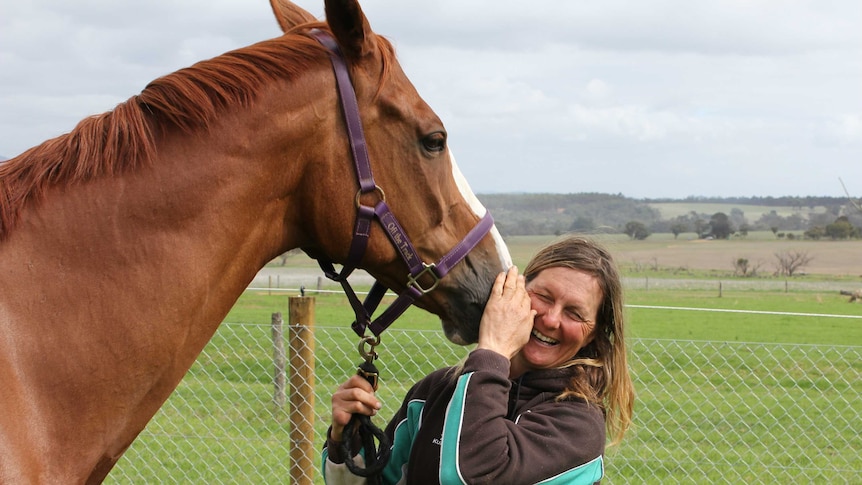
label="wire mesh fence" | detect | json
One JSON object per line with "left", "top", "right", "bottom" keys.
{"left": 107, "top": 320, "right": 862, "bottom": 484}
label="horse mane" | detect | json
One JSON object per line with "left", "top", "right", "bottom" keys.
{"left": 0, "top": 22, "right": 396, "bottom": 241}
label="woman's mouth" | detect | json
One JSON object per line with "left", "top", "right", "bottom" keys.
{"left": 531, "top": 329, "right": 558, "bottom": 345}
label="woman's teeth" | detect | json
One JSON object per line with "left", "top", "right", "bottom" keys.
{"left": 531, "top": 329, "right": 558, "bottom": 345}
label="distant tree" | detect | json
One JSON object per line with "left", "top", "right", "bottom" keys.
{"left": 693, "top": 218, "right": 709, "bottom": 238}
{"left": 670, "top": 223, "right": 687, "bottom": 239}
{"left": 755, "top": 212, "right": 806, "bottom": 231}
{"left": 804, "top": 227, "right": 825, "bottom": 240}
{"left": 732, "top": 257, "right": 764, "bottom": 277}
{"left": 807, "top": 212, "right": 835, "bottom": 229}
{"left": 569, "top": 216, "right": 595, "bottom": 232}
{"left": 709, "top": 212, "right": 733, "bottom": 239}
{"left": 732, "top": 258, "right": 750, "bottom": 277}
{"left": 774, "top": 250, "right": 813, "bottom": 277}
{"left": 770, "top": 226, "right": 778, "bottom": 237}
{"left": 825, "top": 216, "right": 856, "bottom": 240}
{"left": 624, "top": 221, "right": 650, "bottom": 240}
{"left": 729, "top": 208, "right": 747, "bottom": 229}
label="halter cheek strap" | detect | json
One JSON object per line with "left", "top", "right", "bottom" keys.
{"left": 310, "top": 30, "right": 494, "bottom": 338}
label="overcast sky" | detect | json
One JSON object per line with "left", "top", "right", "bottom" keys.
{"left": 1, "top": 0, "right": 859, "bottom": 199}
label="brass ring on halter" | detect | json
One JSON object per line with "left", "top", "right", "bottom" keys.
{"left": 358, "top": 335, "right": 382, "bottom": 362}
{"left": 355, "top": 185, "right": 386, "bottom": 209}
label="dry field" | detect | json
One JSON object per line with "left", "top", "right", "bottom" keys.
{"left": 606, "top": 238, "right": 861, "bottom": 277}
{"left": 505, "top": 234, "right": 862, "bottom": 278}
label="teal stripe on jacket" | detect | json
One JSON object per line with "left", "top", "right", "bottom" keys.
{"left": 439, "top": 373, "right": 471, "bottom": 485}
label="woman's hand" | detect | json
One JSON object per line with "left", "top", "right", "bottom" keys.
{"left": 330, "top": 375, "right": 382, "bottom": 442}
{"left": 476, "top": 266, "right": 537, "bottom": 360}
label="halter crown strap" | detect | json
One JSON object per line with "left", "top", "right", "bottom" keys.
{"left": 312, "top": 31, "right": 376, "bottom": 194}
{"left": 311, "top": 30, "right": 494, "bottom": 337}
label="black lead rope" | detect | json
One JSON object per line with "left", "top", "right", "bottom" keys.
{"left": 340, "top": 339, "right": 391, "bottom": 484}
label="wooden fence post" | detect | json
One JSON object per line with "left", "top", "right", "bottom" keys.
{"left": 288, "top": 296, "right": 316, "bottom": 485}
{"left": 272, "top": 312, "right": 286, "bottom": 407}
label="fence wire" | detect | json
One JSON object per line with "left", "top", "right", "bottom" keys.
{"left": 107, "top": 323, "right": 861, "bottom": 484}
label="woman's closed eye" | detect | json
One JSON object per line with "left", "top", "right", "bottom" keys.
{"left": 565, "top": 309, "right": 590, "bottom": 324}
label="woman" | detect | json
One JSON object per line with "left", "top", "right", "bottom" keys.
{"left": 323, "top": 235, "right": 635, "bottom": 484}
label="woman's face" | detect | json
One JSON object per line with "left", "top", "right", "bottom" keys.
{"left": 518, "top": 266, "right": 602, "bottom": 371}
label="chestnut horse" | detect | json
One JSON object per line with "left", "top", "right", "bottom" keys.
{"left": 0, "top": 0, "right": 511, "bottom": 482}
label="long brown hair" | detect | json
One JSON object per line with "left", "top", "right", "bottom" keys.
{"left": 523, "top": 235, "right": 634, "bottom": 446}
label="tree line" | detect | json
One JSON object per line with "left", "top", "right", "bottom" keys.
{"left": 478, "top": 193, "right": 862, "bottom": 240}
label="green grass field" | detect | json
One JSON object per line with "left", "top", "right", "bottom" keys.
{"left": 110, "top": 287, "right": 861, "bottom": 483}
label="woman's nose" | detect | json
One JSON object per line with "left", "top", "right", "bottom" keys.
{"left": 539, "top": 304, "right": 562, "bottom": 329}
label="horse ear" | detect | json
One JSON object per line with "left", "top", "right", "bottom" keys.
{"left": 270, "top": 0, "right": 317, "bottom": 33}
{"left": 324, "top": 0, "right": 375, "bottom": 59}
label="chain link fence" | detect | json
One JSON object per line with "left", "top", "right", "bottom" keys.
{"left": 107, "top": 319, "right": 861, "bottom": 484}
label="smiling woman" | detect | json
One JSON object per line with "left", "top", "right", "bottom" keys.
{"left": 323, "top": 235, "right": 634, "bottom": 484}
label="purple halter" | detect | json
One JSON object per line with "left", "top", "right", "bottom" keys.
{"left": 311, "top": 31, "right": 494, "bottom": 338}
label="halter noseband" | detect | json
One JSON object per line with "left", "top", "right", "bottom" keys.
{"left": 310, "top": 30, "right": 494, "bottom": 338}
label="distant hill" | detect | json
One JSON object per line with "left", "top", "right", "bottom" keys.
{"left": 478, "top": 193, "right": 860, "bottom": 237}
{"left": 645, "top": 195, "right": 850, "bottom": 210}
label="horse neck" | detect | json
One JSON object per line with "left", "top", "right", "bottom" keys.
{"left": 5, "top": 80, "right": 332, "bottom": 348}
{"left": 0, "top": 63, "right": 348, "bottom": 476}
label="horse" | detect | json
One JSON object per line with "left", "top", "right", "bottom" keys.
{"left": 0, "top": 0, "right": 511, "bottom": 482}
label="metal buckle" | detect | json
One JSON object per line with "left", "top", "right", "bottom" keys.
{"left": 357, "top": 365, "right": 379, "bottom": 391}
{"left": 406, "top": 263, "right": 440, "bottom": 294}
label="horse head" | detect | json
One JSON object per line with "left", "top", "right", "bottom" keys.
{"left": 270, "top": 0, "right": 512, "bottom": 344}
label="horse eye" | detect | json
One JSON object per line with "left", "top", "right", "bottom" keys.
{"left": 422, "top": 132, "right": 446, "bottom": 153}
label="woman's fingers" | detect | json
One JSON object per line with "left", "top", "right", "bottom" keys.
{"left": 330, "top": 375, "right": 382, "bottom": 441}
{"left": 491, "top": 267, "right": 508, "bottom": 296}
{"left": 492, "top": 265, "right": 520, "bottom": 298}
{"left": 478, "top": 266, "right": 535, "bottom": 359}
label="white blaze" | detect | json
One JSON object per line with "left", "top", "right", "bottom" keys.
{"left": 449, "top": 151, "right": 513, "bottom": 269}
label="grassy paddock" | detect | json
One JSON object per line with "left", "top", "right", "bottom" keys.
{"left": 112, "top": 288, "right": 861, "bottom": 483}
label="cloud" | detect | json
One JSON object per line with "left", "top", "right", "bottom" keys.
{"left": 1, "top": 0, "right": 860, "bottom": 198}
